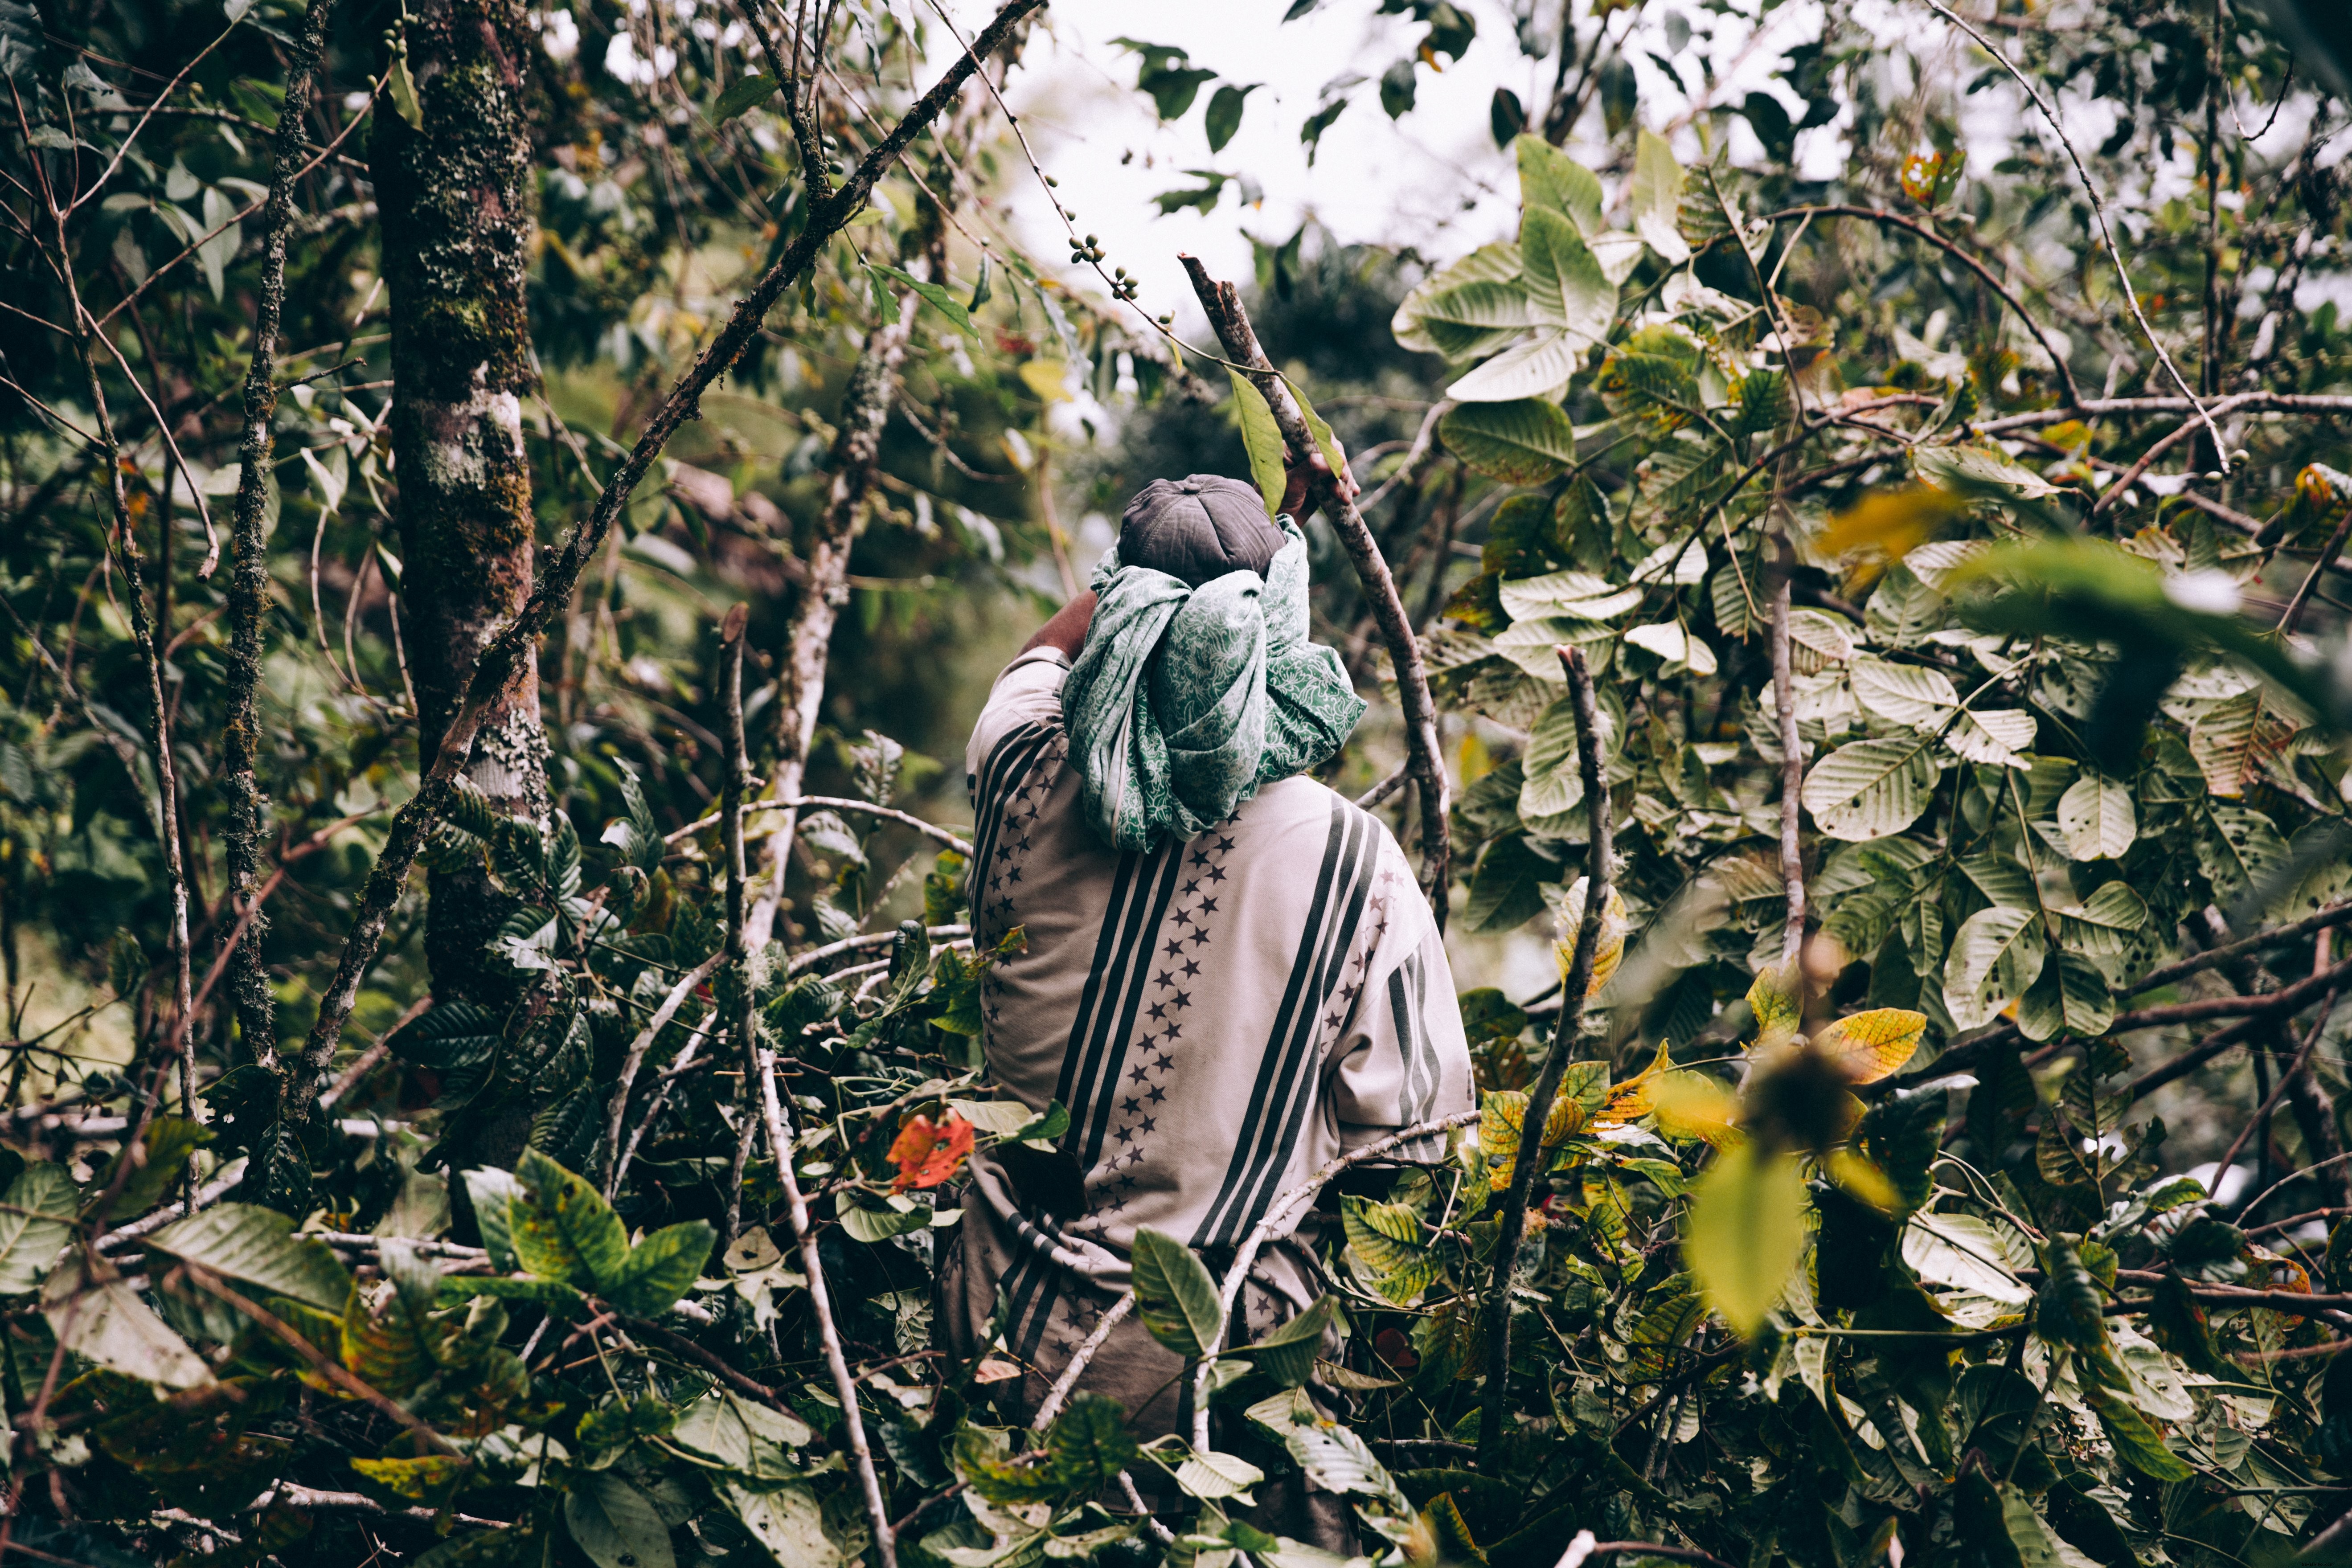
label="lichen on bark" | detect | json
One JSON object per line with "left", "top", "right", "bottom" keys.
{"left": 372, "top": 0, "right": 550, "bottom": 1031}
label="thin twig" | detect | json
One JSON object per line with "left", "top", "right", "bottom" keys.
{"left": 1925, "top": 0, "right": 2228, "bottom": 470}
{"left": 1478, "top": 645, "right": 1611, "bottom": 1460}
{"left": 665, "top": 794, "right": 972, "bottom": 857}
{"left": 602, "top": 948, "right": 728, "bottom": 1198}
{"left": 1030, "top": 1291, "right": 1133, "bottom": 1431}
{"left": 757, "top": 1047, "right": 897, "bottom": 1568}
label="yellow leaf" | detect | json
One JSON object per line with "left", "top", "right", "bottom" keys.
{"left": 1017, "top": 359, "right": 1071, "bottom": 403}
{"left": 1598, "top": 1040, "right": 1675, "bottom": 1124}
{"left": 1746, "top": 960, "right": 1802, "bottom": 1052}
{"left": 1685, "top": 1142, "right": 1807, "bottom": 1337}
{"left": 1647, "top": 1070, "right": 1742, "bottom": 1148}
{"left": 1816, "top": 483, "right": 1966, "bottom": 562}
{"left": 1480, "top": 1089, "right": 1584, "bottom": 1190}
{"left": 1553, "top": 877, "right": 1629, "bottom": 998}
{"left": 1811, "top": 1008, "right": 1926, "bottom": 1085}
{"left": 1824, "top": 1149, "right": 1899, "bottom": 1213}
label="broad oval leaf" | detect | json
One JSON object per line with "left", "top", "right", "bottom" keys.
{"left": 1130, "top": 1226, "right": 1224, "bottom": 1357}
{"left": 42, "top": 1254, "right": 213, "bottom": 1388}
{"left": 1517, "top": 207, "right": 1615, "bottom": 343}
{"left": 1850, "top": 658, "right": 1956, "bottom": 728}
{"left": 1943, "top": 906, "right": 2048, "bottom": 1032}
{"left": 1176, "top": 1448, "right": 1264, "bottom": 1501}
{"left": 603, "top": 1220, "right": 716, "bottom": 1317}
{"left": 1631, "top": 128, "right": 1689, "bottom": 262}
{"left": 1498, "top": 570, "right": 1641, "bottom": 622}
{"left": 1446, "top": 328, "right": 1583, "bottom": 402}
{"left": 1801, "top": 737, "right": 1942, "bottom": 841}
{"left": 567, "top": 1470, "right": 678, "bottom": 1568}
{"left": 1684, "top": 1142, "right": 1806, "bottom": 1336}
{"left": 1811, "top": 1008, "right": 1926, "bottom": 1085}
{"left": 1944, "top": 707, "right": 2037, "bottom": 768}
{"left": 512, "top": 1150, "right": 629, "bottom": 1291}
{"left": 1514, "top": 133, "right": 1603, "bottom": 234}
{"left": 1437, "top": 397, "right": 1578, "bottom": 483}
{"left": 0, "top": 1164, "right": 76, "bottom": 1295}
{"left": 2057, "top": 772, "right": 2137, "bottom": 860}
{"left": 709, "top": 72, "right": 781, "bottom": 123}
{"left": 1552, "top": 876, "right": 1630, "bottom": 996}
{"left": 146, "top": 1203, "right": 355, "bottom": 1311}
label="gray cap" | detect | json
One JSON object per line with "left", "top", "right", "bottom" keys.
{"left": 1117, "top": 475, "right": 1284, "bottom": 588}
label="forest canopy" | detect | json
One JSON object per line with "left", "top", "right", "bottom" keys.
{"left": 5, "top": 0, "right": 2352, "bottom": 1565}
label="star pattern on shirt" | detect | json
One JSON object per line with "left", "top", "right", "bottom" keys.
{"left": 1080, "top": 818, "right": 1245, "bottom": 1222}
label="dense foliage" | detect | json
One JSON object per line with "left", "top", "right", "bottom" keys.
{"left": 8, "top": 0, "right": 2352, "bottom": 1566}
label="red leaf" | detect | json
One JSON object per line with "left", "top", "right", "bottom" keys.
{"left": 888, "top": 1114, "right": 975, "bottom": 1191}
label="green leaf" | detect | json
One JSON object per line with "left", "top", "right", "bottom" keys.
{"left": 1631, "top": 128, "right": 1689, "bottom": 262}
{"left": 1800, "top": 736, "right": 1942, "bottom": 841}
{"left": 145, "top": 1202, "right": 355, "bottom": 1311}
{"left": 461, "top": 1168, "right": 522, "bottom": 1272}
{"left": 1228, "top": 370, "right": 1288, "bottom": 519}
{"left": 2033, "top": 1238, "right": 2108, "bottom": 1353}
{"left": 872, "top": 262, "right": 979, "bottom": 341}
{"left": 1176, "top": 1448, "right": 1264, "bottom": 1502}
{"left": 839, "top": 1204, "right": 930, "bottom": 1244}
{"left": 674, "top": 1391, "right": 815, "bottom": 1474}
{"left": 603, "top": 1221, "right": 714, "bottom": 1317}
{"left": 1446, "top": 328, "right": 1582, "bottom": 402}
{"left": 1943, "top": 906, "right": 2048, "bottom": 1032}
{"left": 2057, "top": 882, "right": 2147, "bottom": 957}
{"left": 1130, "top": 1226, "right": 1225, "bottom": 1357}
{"left": 1205, "top": 83, "right": 1255, "bottom": 151}
{"left": 1293, "top": 386, "right": 1348, "bottom": 487}
{"left": 725, "top": 1481, "right": 840, "bottom": 1567}
{"left": 1044, "top": 1392, "right": 1139, "bottom": 1491}
{"left": 41, "top": 1253, "right": 213, "bottom": 1388}
{"left": 1684, "top": 1142, "right": 1805, "bottom": 1336}
{"left": 0, "top": 1164, "right": 76, "bottom": 1294}
{"left": 512, "top": 1150, "right": 628, "bottom": 1291}
{"left": 2016, "top": 950, "right": 2114, "bottom": 1042}
{"left": 1513, "top": 134, "right": 1602, "bottom": 233}
{"left": 343, "top": 1239, "right": 447, "bottom": 1397}
{"left": 1465, "top": 835, "right": 1559, "bottom": 933}
{"left": 1437, "top": 398, "right": 1579, "bottom": 483}
{"left": 1233, "top": 1296, "right": 1333, "bottom": 1388}
{"left": 2083, "top": 1380, "right": 2194, "bottom": 1481}
{"left": 1517, "top": 206, "right": 1614, "bottom": 345}
{"left": 2057, "top": 772, "right": 2136, "bottom": 860}
{"left": 711, "top": 73, "right": 782, "bottom": 123}
{"left": 1390, "top": 243, "right": 1528, "bottom": 361}
{"left": 566, "top": 1470, "right": 677, "bottom": 1568}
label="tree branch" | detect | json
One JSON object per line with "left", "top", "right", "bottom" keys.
{"left": 1478, "top": 643, "right": 1610, "bottom": 1460}
{"left": 1177, "top": 255, "right": 1451, "bottom": 923}
{"left": 221, "top": 0, "right": 338, "bottom": 1083}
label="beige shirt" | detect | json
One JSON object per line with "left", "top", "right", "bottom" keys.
{"left": 957, "top": 647, "right": 1471, "bottom": 1319}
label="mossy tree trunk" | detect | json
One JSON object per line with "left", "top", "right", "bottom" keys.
{"left": 373, "top": 0, "right": 549, "bottom": 1021}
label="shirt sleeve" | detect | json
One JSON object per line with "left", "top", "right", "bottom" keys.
{"left": 966, "top": 647, "right": 1069, "bottom": 783}
{"left": 1326, "top": 835, "right": 1475, "bottom": 1160}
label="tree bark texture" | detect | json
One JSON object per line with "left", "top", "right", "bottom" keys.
{"left": 225, "top": 0, "right": 337, "bottom": 1081}
{"left": 373, "top": 0, "right": 550, "bottom": 1018}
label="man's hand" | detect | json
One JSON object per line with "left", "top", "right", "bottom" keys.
{"left": 1278, "top": 442, "right": 1359, "bottom": 520}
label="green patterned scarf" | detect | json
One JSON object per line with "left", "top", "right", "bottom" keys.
{"left": 1063, "top": 520, "right": 1366, "bottom": 855}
